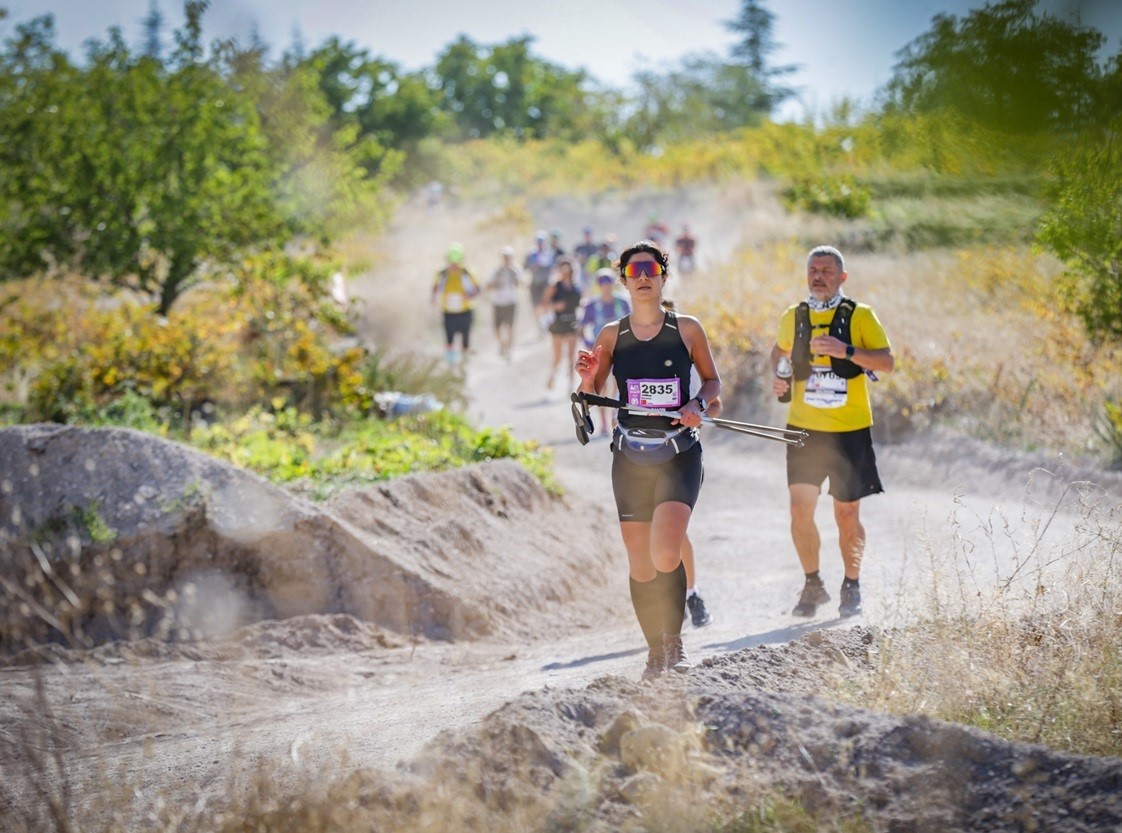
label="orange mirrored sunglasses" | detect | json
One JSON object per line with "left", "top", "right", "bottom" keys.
{"left": 621, "top": 260, "right": 665, "bottom": 278}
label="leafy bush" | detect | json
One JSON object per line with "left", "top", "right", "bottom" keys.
{"left": 189, "top": 406, "right": 557, "bottom": 499}
{"left": 0, "top": 251, "right": 405, "bottom": 428}
{"left": 782, "top": 175, "right": 872, "bottom": 218}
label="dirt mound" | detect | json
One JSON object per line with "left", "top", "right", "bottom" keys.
{"left": 325, "top": 463, "right": 622, "bottom": 642}
{"left": 0, "top": 424, "right": 622, "bottom": 656}
{"left": 386, "top": 627, "right": 1122, "bottom": 832}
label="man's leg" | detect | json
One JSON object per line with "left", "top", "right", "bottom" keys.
{"left": 790, "top": 483, "right": 829, "bottom": 616}
{"left": 833, "top": 498, "right": 865, "bottom": 617}
{"left": 443, "top": 314, "right": 457, "bottom": 365}
{"left": 833, "top": 498, "right": 865, "bottom": 581}
{"left": 460, "top": 311, "right": 473, "bottom": 359}
{"left": 789, "top": 483, "right": 822, "bottom": 573}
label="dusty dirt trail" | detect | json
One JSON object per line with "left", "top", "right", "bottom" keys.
{"left": 344, "top": 184, "right": 1116, "bottom": 740}
{"left": 369, "top": 188, "right": 1104, "bottom": 649}
{"left": 5, "top": 187, "right": 1119, "bottom": 829}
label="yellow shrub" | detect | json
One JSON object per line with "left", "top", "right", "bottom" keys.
{"left": 1, "top": 252, "right": 374, "bottom": 426}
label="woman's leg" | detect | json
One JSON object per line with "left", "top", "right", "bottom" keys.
{"left": 620, "top": 503, "right": 691, "bottom": 639}
{"left": 650, "top": 501, "right": 690, "bottom": 639}
{"left": 562, "top": 334, "right": 578, "bottom": 389}
{"left": 621, "top": 514, "right": 690, "bottom": 677}
{"left": 620, "top": 521, "right": 663, "bottom": 656}
{"left": 681, "top": 534, "right": 696, "bottom": 588}
{"left": 547, "top": 333, "right": 563, "bottom": 388}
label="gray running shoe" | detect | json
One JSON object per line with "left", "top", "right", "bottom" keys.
{"left": 641, "top": 646, "right": 666, "bottom": 680}
{"left": 792, "top": 579, "right": 830, "bottom": 617}
{"left": 686, "top": 593, "right": 712, "bottom": 627}
{"left": 839, "top": 582, "right": 863, "bottom": 618}
{"left": 663, "top": 633, "right": 691, "bottom": 674}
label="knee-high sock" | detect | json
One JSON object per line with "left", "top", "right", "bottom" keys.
{"left": 629, "top": 576, "right": 663, "bottom": 650}
{"left": 657, "top": 563, "right": 687, "bottom": 637}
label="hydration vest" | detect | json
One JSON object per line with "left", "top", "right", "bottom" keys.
{"left": 790, "top": 297, "right": 862, "bottom": 380}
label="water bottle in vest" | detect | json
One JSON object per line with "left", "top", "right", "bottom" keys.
{"left": 776, "top": 355, "right": 794, "bottom": 403}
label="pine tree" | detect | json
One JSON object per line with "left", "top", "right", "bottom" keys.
{"left": 724, "top": 0, "right": 797, "bottom": 114}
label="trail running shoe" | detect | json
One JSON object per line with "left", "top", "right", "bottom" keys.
{"left": 641, "top": 647, "right": 666, "bottom": 681}
{"left": 686, "top": 593, "right": 712, "bottom": 628}
{"left": 839, "top": 581, "right": 863, "bottom": 618}
{"left": 663, "top": 634, "right": 691, "bottom": 674}
{"left": 792, "top": 579, "right": 830, "bottom": 617}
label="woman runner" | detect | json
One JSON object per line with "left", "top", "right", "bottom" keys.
{"left": 543, "top": 258, "right": 583, "bottom": 391}
{"left": 574, "top": 240, "right": 722, "bottom": 679}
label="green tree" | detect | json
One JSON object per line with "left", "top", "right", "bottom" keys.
{"left": 1037, "top": 114, "right": 1122, "bottom": 342}
{"left": 433, "top": 35, "right": 595, "bottom": 140}
{"left": 724, "top": 0, "right": 797, "bottom": 114}
{"left": 0, "top": 2, "right": 399, "bottom": 314}
{"left": 0, "top": 4, "right": 284, "bottom": 313}
{"left": 221, "top": 38, "right": 402, "bottom": 242}
{"left": 884, "top": 0, "right": 1109, "bottom": 134}
{"left": 296, "top": 36, "right": 444, "bottom": 153}
{"left": 0, "top": 15, "right": 82, "bottom": 278}
{"left": 142, "top": 0, "right": 164, "bottom": 59}
{"left": 627, "top": 53, "right": 768, "bottom": 146}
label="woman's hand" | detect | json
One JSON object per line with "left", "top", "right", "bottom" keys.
{"left": 575, "top": 344, "right": 601, "bottom": 385}
{"left": 674, "top": 399, "right": 704, "bottom": 428}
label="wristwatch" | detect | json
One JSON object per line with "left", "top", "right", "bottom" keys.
{"left": 845, "top": 344, "right": 856, "bottom": 359}
{"left": 693, "top": 397, "right": 707, "bottom": 412}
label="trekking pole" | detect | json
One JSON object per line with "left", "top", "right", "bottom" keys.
{"left": 572, "top": 391, "right": 807, "bottom": 447}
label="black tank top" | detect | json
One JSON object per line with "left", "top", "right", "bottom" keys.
{"left": 552, "top": 282, "right": 582, "bottom": 320}
{"left": 612, "top": 311, "right": 693, "bottom": 430}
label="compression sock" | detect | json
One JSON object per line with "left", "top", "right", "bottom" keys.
{"left": 658, "top": 563, "right": 688, "bottom": 637}
{"left": 629, "top": 576, "right": 664, "bottom": 650}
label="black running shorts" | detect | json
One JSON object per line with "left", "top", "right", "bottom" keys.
{"left": 611, "top": 442, "right": 703, "bottom": 522}
{"left": 786, "top": 426, "right": 883, "bottom": 503}
{"left": 443, "top": 310, "right": 473, "bottom": 348}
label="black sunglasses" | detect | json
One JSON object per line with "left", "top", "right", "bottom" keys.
{"left": 571, "top": 401, "right": 593, "bottom": 445}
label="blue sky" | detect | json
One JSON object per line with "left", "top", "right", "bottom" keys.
{"left": 4, "top": 1, "right": 1119, "bottom": 122}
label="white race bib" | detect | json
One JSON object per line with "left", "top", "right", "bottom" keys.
{"left": 626, "top": 378, "right": 681, "bottom": 409}
{"left": 444, "top": 292, "right": 465, "bottom": 312}
{"left": 803, "top": 367, "right": 848, "bottom": 409}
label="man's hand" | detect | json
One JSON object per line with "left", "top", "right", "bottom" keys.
{"left": 810, "top": 334, "right": 848, "bottom": 359}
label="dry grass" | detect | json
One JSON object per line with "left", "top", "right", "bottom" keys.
{"left": 835, "top": 476, "right": 1122, "bottom": 757}
{"left": 681, "top": 222, "right": 1122, "bottom": 459}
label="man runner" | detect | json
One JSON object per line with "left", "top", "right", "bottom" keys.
{"left": 770, "top": 245, "right": 894, "bottom": 618}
